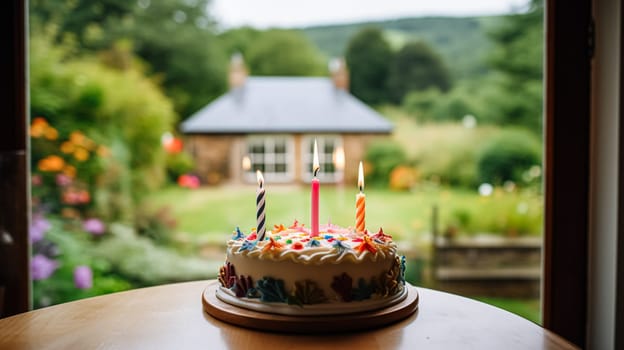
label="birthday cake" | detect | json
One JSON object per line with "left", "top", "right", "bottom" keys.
{"left": 216, "top": 222, "right": 406, "bottom": 316}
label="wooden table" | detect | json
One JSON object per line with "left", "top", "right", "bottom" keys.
{"left": 0, "top": 280, "right": 578, "bottom": 349}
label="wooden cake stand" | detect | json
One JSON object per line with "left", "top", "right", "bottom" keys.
{"left": 202, "top": 281, "right": 419, "bottom": 333}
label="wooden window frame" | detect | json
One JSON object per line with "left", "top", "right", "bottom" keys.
{"left": 300, "top": 135, "right": 344, "bottom": 183}
{"left": 244, "top": 135, "right": 295, "bottom": 183}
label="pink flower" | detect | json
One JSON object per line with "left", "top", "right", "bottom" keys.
{"left": 31, "top": 174, "right": 42, "bottom": 186}
{"left": 177, "top": 174, "right": 200, "bottom": 189}
{"left": 31, "top": 254, "right": 58, "bottom": 280}
{"left": 55, "top": 173, "right": 72, "bottom": 186}
{"left": 73, "top": 265, "right": 93, "bottom": 290}
{"left": 83, "top": 218, "right": 105, "bottom": 235}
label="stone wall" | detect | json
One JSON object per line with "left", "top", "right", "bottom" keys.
{"left": 186, "top": 134, "right": 239, "bottom": 184}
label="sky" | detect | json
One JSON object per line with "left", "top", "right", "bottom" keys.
{"left": 210, "top": 0, "right": 529, "bottom": 29}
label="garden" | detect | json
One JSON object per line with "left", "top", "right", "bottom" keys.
{"left": 28, "top": 0, "right": 543, "bottom": 323}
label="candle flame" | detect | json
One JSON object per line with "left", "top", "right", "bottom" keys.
{"left": 313, "top": 139, "right": 320, "bottom": 177}
{"left": 242, "top": 155, "right": 251, "bottom": 171}
{"left": 358, "top": 161, "right": 364, "bottom": 192}
{"left": 256, "top": 170, "right": 264, "bottom": 188}
{"left": 333, "top": 146, "right": 345, "bottom": 171}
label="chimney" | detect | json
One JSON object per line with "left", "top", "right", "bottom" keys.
{"left": 329, "top": 57, "right": 349, "bottom": 91}
{"left": 228, "top": 53, "right": 248, "bottom": 89}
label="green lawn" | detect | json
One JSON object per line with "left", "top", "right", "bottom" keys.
{"left": 144, "top": 184, "right": 542, "bottom": 243}
{"left": 475, "top": 297, "right": 541, "bottom": 324}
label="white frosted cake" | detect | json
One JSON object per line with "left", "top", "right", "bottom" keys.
{"left": 217, "top": 221, "right": 406, "bottom": 315}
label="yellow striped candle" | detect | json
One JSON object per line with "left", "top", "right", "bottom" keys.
{"left": 355, "top": 161, "right": 366, "bottom": 233}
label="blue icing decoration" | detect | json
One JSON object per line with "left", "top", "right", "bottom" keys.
{"left": 332, "top": 240, "right": 350, "bottom": 253}
{"left": 233, "top": 227, "right": 245, "bottom": 240}
{"left": 400, "top": 256, "right": 407, "bottom": 283}
{"left": 324, "top": 234, "right": 332, "bottom": 240}
{"left": 255, "top": 277, "right": 288, "bottom": 302}
{"left": 306, "top": 239, "right": 320, "bottom": 247}
{"left": 239, "top": 239, "right": 257, "bottom": 252}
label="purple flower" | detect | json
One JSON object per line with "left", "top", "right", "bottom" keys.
{"left": 31, "top": 254, "right": 58, "bottom": 280}
{"left": 55, "top": 173, "right": 72, "bottom": 186}
{"left": 82, "top": 218, "right": 105, "bottom": 235}
{"left": 73, "top": 265, "right": 93, "bottom": 290}
{"left": 30, "top": 214, "right": 51, "bottom": 243}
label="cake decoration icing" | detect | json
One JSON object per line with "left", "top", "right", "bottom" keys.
{"left": 217, "top": 220, "right": 406, "bottom": 315}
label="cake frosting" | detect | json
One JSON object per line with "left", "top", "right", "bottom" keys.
{"left": 217, "top": 220, "right": 406, "bottom": 315}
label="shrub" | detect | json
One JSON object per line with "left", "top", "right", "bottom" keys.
{"left": 365, "top": 141, "right": 407, "bottom": 187}
{"left": 166, "top": 151, "right": 195, "bottom": 182}
{"left": 134, "top": 205, "right": 178, "bottom": 245}
{"left": 477, "top": 129, "right": 542, "bottom": 186}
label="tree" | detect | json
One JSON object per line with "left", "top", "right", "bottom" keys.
{"left": 245, "top": 30, "right": 326, "bottom": 76}
{"left": 486, "top": 0, "right": 544, "bottom": 132}
{"left": 387, "top": 41, "right": 452, "bottom": 103}
{"left": 345, "top": 27, "right": 393, "bottom": 105}
{"left": 30, "top": 0, "right": 228, "bottom": 119}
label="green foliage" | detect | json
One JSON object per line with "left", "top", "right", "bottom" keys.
{"left": 364, "top": 141, "right": 407, "bottom": 187}
{"left": 91, "top": 224, "right": 217, "bottom": 284}
{"left": 134, "top": 205, "right": 178, "bottom": 245}
{"left": 387, "top": 41, "right": 452, "bottom": 103}
{"left": 165, "top": 151, "right": 195, "bottom": 181}
{"left": 303, "top": 16, "right": 493, "bottom": 81}
{"left": 346, "top": 27, "right": 394, "bottom": 105}
{"left": 485, "top": 1, "right": 544, "bottom": 132}
{"left": 245, "top": 29, "right": 326, "bottom": 76}
{"left": 33, "top": 219, "right": 133, "bottom": 308}
{"left": 477, "top": 129, "right": 542, "bottom": 185}
{"left": 30, "top": 30, "right": 176, "bottom": 216}
{"left": 30, "top": 0, "right": 228, "bottom": 118}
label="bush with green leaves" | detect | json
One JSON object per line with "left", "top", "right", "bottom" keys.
{"left": 30, "top": 30, "right": 176, "bottom": 218}
{"left": 477, "top": 129, "right": 542, "bottom": 186}
{"left": 365, "top": 141, "right": 407, "bottom": 187}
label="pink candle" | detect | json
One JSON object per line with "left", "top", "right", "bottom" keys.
{"left": 311, "top": 140, "right": 320, "bottom": 237}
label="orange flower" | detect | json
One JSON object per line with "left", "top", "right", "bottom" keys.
{"left": 69, "top": 131, "right": 86, "bottom": 145}
{"left": 60, "top": 141, "right": 75, "bottom": 154}
{"left": 82, "top": 138, "right": 96, "bottom": 150}
{"left": 96, "top": 145, "right": 110, "bottom": 158}
{"left": 44, "top": 127, "right": 58, "bottom": 140}
{"left": 37, "top": 155, "right": 65, "bottom": 172}
{"left": 61, "top": 207, "right": 80, "bottom": 219}
{"left": 73, "top": 148, "right": 89, "bottom": 162}
{"left": 63, "top": 165, "right": 77, "bottom": 178}
{"left": 30, "top": 118, "right": 51, "bottom": 138}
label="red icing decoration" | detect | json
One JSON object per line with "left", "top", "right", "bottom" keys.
{"left": 247, "top": 233, "right": 257, "bottom": 241}
{"left": 289, "top": 219, "right": 305, "bottom": 229}
{"left": 373, "top": 227, "right": 392, "bottom": 242}
{"left": 292, "top": 242, "right": 304, "bottom": 250}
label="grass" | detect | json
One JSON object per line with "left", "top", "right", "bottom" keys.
{"left": 144, "top": 184, "right": 542, "bottom": 242}
{"left": 474, "top": 297, "right": 541, "bottom": 324}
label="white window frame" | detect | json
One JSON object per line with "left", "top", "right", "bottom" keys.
{"left": 301, "top": 135, "right": 344, "bottom": 183}
{"left": 243, "top": 135, "right": 295, "bottom": 183}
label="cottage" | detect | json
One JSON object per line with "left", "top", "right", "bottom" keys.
{"left": 180, "top": 56, "right": 393, "bottom": 185}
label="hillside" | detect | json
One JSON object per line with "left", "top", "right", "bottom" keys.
{"left": 300, "top": 16, "right": 502, "bottom": 81}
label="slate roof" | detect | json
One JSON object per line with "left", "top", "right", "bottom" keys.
{"left": 180, "top": 77, "right": 393, "bottom": 134}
